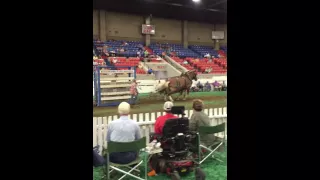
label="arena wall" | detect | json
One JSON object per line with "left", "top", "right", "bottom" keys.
{"left": 93, "top": 10, "right": 99, "bottom": 38}
{"left": 93, "top": 10, "right": 227, "bottom": 45}
{"left": 105, "top": 12, "right": 144, "bottom": 42}
{"left": 215, "top": 24, "right": 227, "bottom": 46}
{"left": 150, "top": 17, "right": 182, "bottom": 44}
{"left": 187, "top": 21, "right": 214, "bottom": 46}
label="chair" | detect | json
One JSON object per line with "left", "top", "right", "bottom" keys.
{"left": 197, "top": 123, "right": 226, "bottom": 164}
{"left": 103, "top": 137, "right": 148, "bottom": 180}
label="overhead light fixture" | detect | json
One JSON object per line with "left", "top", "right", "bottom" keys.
{"left": 192, "top": 0, "right": 201, "bottom": 3}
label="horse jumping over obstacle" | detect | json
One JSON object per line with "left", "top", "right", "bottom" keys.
{"left": 155, "top": 70, "right": 198, "bottom": 102}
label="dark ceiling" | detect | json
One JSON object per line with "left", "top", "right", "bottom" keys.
{"left": 93, "top": 0, "right": 227, "bottom": 24}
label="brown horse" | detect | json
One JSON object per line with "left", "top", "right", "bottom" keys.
{"left": 157, "top": 70, "right": 198, "bottom": 101}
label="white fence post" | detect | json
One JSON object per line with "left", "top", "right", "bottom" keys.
{"left": 93, "top": 117, "right": 97, "bottom": 147}
{"left": 93, "top": 107, "right": 227, "bottom": 149}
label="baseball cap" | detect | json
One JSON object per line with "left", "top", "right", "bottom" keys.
{"left": 163, "top": 101, "right": 174, "bottom": 111}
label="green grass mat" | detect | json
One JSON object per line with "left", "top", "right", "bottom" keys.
{"left": 93, "top": 147, "right": 227, "bottom": 180}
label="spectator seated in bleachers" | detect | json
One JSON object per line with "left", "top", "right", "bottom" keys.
{"left": 106, "top": 102, "right": 142, "bottom": 164}
{"left": 204, "top": 67, "right": 212, "bottom": 74}
{"left": 147, "top": 68, "right": 153, "bottom": 74}
{"left": 137, "top": 50, "right": 141, "bottom": 57}
{"left": 112, "top": 58, "right": 118, "bottom": 64}
{"left": 144, "top": 50, "right": 149, "bottom": 57}
{"left": 213, "top": 81, "right": 222, "bottom": 91}
{"left": 222, "top": 81, "right": 227, "bottom": 91}
{"left": 205, "top": 81, "right": 211, "bottom": 90}
{"left": 197, "top": 81, "right": 204, "bottom": 92}
{"left": 204, "top": 53, "right": 211, "bottom": 58}
{"left": 183, "top": 60, "right": 188, "bottom": 64}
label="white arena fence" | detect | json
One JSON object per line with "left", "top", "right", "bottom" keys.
{"left": 93, "top": 107, "right": 227, "bottom": 154}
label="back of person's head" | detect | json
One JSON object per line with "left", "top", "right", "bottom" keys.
{"left": 163, "top": 101, "right": 174, "bottom": 113}
{"left": 118, "top": 102, "right": 130, "bottom": 115}
{"left": 192, "top": 99, "right": 204, "bottom": 112}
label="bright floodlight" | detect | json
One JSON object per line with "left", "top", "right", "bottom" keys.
{"left": 192, "top": 0, "right": 201, "bottom": 3}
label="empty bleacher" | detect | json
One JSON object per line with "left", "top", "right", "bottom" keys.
{"left": 185, "top": 57, "right": 226, "bottom": 74}
{"left": 170, "top": 57, "right": 194, "bottom": 71}
{"left": 189, "top": 45, "right": 218, "bottom": 58}
{"left": 109, "top": 57, "right": 146, "bottom": 74}
{"left": 149, "top": 43, "right": 200, "bottom": 58}
{"left": 94, "top": 40, "right": 144, "bottom": 57}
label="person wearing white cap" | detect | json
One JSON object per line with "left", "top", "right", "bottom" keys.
{"left": 106, "top": 102, "right": 142, "bottom": 164}
{"left": 154, "top": 101, "right": 178, "bottom": 134}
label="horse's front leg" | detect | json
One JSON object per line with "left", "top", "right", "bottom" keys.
{"left": 168, "top": 95, "right": 174, "bottom": 102}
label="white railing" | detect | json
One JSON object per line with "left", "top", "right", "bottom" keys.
{"left": 93, "top": 107, "right": 227, "bottom": 154}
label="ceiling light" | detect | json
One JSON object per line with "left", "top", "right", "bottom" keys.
{"left": 192, "top": 0, "right": 201, "bottom": 3}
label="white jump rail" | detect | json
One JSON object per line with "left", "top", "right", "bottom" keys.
{"left": 93, "top": 107, "right": 227, "bottom": 154}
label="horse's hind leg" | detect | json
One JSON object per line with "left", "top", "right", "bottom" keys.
{"left": 182, "top": 90, "right": 187, "bottom": 100}
{"left": 164, "top": 94, "right": 167, "bottom": 101}
{"left": 175, "top": 91, "right": 183, "bottom": 100}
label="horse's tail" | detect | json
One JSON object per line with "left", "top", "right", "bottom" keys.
{"left": 155, "top": 82, "right": 169, "bottom": 92}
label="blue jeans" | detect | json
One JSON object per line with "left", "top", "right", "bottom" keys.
{"left": 130, "top": 94, "right": 138, "bottom": 104}
{"left": 110, "top": 151, "right": 138, "bottom": 164}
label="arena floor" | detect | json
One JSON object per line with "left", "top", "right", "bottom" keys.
{"left": 93, "top": 145, "right": 227, "bottom": 180}
{"left": 93, "top": 91, "right": 227, "bottom": 117}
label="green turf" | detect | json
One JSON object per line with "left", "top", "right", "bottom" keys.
{"left": 93, "top": 146, "right": 227, "bottom": 180}
{"left": 93, "top": 91, "right": 227, "bottom": 117}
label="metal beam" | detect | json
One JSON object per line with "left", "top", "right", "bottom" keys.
{"left": 208, "top": 0, "right": 228, "bottom": 8}
{"left": 159, "top": 1, "right": 227, "bottom": 13}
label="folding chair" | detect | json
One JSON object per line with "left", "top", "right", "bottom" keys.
{"left": 104, "top": 137, "right": 148, "bottom": 180}
{"left": 197, "top": 123, "right": 226, "bottom": 164}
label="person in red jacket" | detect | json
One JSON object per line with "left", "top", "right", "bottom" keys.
{"left": 154, "top": 101, "right": 178, "bottom": 134}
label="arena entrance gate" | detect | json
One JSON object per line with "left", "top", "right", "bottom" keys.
{"left": 94, "top": 66, "right": 136, "bottom": 106}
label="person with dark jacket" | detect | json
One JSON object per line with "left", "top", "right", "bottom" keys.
{"left": 93, "top": 146, "right": 105, "bottom": 167}
{"left": 189, "top": 99, "right": 215, "bottom": 146}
